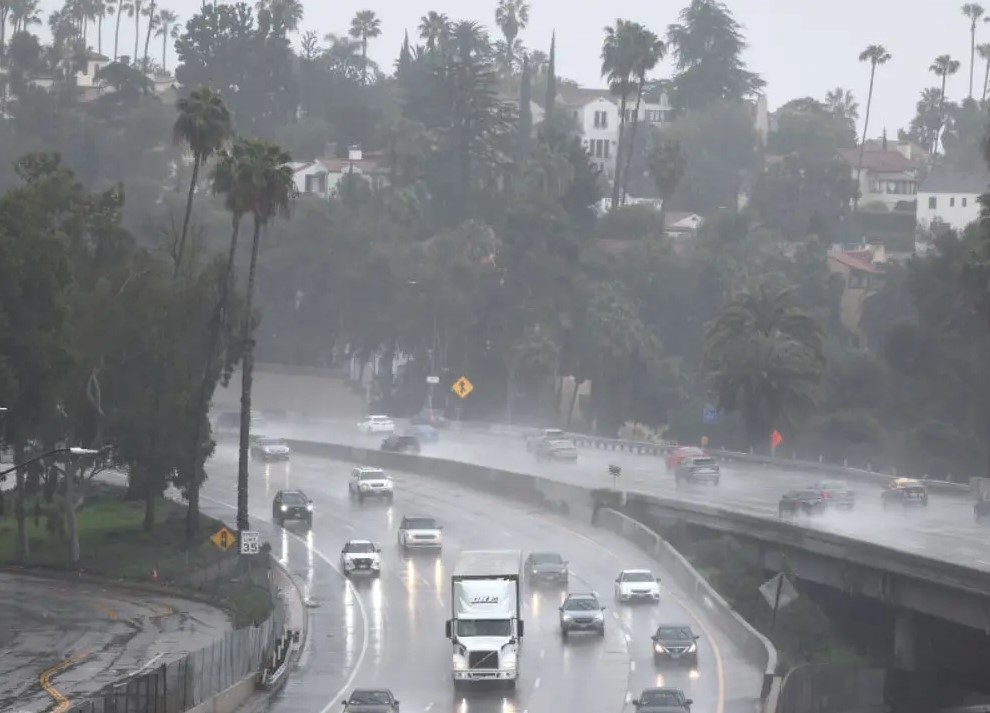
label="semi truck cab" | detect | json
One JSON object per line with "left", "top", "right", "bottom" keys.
{"left": 445, "top": 550, "right": 523, "bottom": 688}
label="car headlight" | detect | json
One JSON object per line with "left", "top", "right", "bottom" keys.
{"left": 306, "top": 504, "right": 313, "bottom": 511}
{"left": 343, "top": 559, "right": 354, "bottom": 569}
{"left": 383, "top": 479, "right": 394, "bottom": 489}
{"left": 594, "top": 610, "right": 604, "bottom": 620}
{"left": 280, "top": 505, "right": 287, "bottom": 511}
{"left": 372, "top": 559, "right": 381, "bottom": 569}
{"left": 453, "top": 653, "right": 467, "bottom": 671}
{"left": 360, "top": 483, "right": 370, "bottom": 490}
{"left": 687, "top": 643, "right": 697, "bottom": 653}
{"left": 655, "top": 643, "right": 665, "bottom": 653}
{"left": 562, "top": 611, "right": 574, "bottom": 619}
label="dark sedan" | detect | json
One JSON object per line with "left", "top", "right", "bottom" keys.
{"left": 778, "top": 489, "right": 827, "bottom": 518}
{"left": 814, "top": 480, "right": 855, "bottom": 510}
{"left": 632, "top": 687, "right": 692, "bottom": 713}
{"left": 881, "top": 478, "right": 928, "bottom": 509}
{"left": 380, "top": 435, "right": 421, "bottom": 454}
{"left": 651, "top": 625, "right": 699, "bottom": 666}
{"left": 342, "top": 689, "right": 399, "bottom": 713}
{"left": 525, "top": 551, "right": 568, "bottom": 585}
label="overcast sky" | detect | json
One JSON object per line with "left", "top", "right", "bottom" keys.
{"left": 76, "top": 0, "right": 969, "bottom": 137}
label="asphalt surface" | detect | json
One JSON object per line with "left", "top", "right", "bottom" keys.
{"left": 0, "top": 573, "right": 230, "bottom": 712}
{"left": 203, "top": 443, "right": 764, "bottom": 713}
{"left": 260, "top": 419, "right": 990, "bottom": 574}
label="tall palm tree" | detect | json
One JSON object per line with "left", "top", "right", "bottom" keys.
{"left": 646, "top": 138, "right": 686, "bottom": 233}
{"left": 601, "top": 19, "right": 638, "bottom": 211}
{"left": 620, "top": 23, "right": 664, "bottom": 205}
{"left": 704, "top": 285, "right": 826, "bottom": 448}
{"left": 418, "top": 10, "right": 449, "bottom": 51}
{"left": 129, "top": 0, "right": 142, "bottom": 63}
{"left": 10, "top": 0, "right": 42, "bottom": 34}
{"left": 141, "top": 0, "right": 156, "bottom": 71}
{"left": 494, "top": 0, "right": 529, "bottom": 74}
{"left": 155, "top": 8, "right": 176, "bottom": 70}
{"left": 963, "top": 4, "right": 985, "bottom": 99}
{"left": 930, "top": 54, "right": 961, "bottom": 154}
{"left": 255, "top": 0, "right": 302, "bottom": 33}
{"left": 212, "top": 138, "right": 295, "bottom": 533}
{"left": 978, "top": 42, "right": 990, "bottom": 101}
{"left": 173, "top": 87, "right": 233, "bottom": 275}
{"left": 824, "top": 87, "right": 859, "bottom": 123}
{"left": 855, "top": 45, "right": 891, "bottom": 202}
{"left": 348, "top": 9, "right": 380, "bottom": 84}
{"left": 112, "top": 0, "right": 128, "bottom": 60}
{"left": 92, "top": 0, "right": 112, "bottom": 54}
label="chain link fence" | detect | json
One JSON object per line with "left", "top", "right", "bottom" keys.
{"left": 67, "top": 557, "right": 285, "bottom": 713}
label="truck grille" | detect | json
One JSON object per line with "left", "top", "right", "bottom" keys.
{"left": 468, "top": 651, "right": 498, "bottom": 669}
{"left": 353, "top": 558, "right": 371, "bottom": 568}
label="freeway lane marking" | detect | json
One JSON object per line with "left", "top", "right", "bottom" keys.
{"left": 39, "top": 650, "right": 91, "bottom": 713}
{"left": 200, "top": 493, "right": 370, "bottom": 713}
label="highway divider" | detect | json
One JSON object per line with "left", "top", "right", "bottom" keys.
{"left": 284, "top": 437, "right": 779, "bottom": 709}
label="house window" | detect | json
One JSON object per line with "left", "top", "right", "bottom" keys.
{"left": 963, "top": 197, "right": 968, "bottom": 207}
{"left": 604, "top": 140, "right": 610, "bottom": 159}
{"left": 950, "top": 196, "right": 955, "bottom": 207}
{"left": 593, "top": 110, "right": 609, "bottom": 128}
{"left": 928, "top": 196, "right": 937, "bottom": 210}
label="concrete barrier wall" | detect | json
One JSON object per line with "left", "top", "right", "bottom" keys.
{"left": 776, "top": 663, "right": 886, "bottom": 713}
{"left": 595, "top": 508, "right": 780, "bottom": 711}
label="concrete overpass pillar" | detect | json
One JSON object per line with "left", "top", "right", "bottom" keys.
{"left": 894, "top": 611, "right": 917, "bottom": 670}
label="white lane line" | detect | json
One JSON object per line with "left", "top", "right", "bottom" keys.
{"left": 534, "top": 676, "right": 541, "bottom": 689}
{"left": 630, "top": 661, "right": 636, "bottom": 672}
{"left": 611, "top": 611, "right": 620, "bottom": 620}
{"left": 540, "top": 648, "right": 545, "bottom": 659}
{"left": 200, "top": 493, "right": 371, "bottom": 713}
{"left": 133, "top": 652, "right": 163, "bottom": 676}
{"left": 624, "top": 632, "right": 631, "bottom": 643}
{"left": 425, "top": 703, "right": 434, "bottom": 711}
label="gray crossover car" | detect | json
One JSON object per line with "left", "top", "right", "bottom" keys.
{"left": 559, "top": 592, "right": 606, "bottom": 637}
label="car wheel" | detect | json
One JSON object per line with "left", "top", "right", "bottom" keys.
{"left": 560, "top": 627, "right": 568, "bottom": 638}
{"left": 597, "top": 626, "right": 605, "bottom": 636}
{"left": 304, "top": 517, "right": 312, "bottom": 528}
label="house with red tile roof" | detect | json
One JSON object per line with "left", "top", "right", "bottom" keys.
{"left": 827, "top": 248, "right": 884, "bottom": 345}
{"left": 836, "top": 147, "right": 918, "bottom": 212}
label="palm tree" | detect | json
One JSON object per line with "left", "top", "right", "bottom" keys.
{"left": 855, "top": 45, "right": 891, "bottom": 202}
{"left": 704, "top": 285, "right": 826, "bottom": 448}
{"left": 963, "top": 4, "right": 985, "bottom": 99}
{"left": 824, "top": 87, "right": 859, "bottom": 124}
{"left": 141, "top": 0, "right": 156, "bottom": 71}
{"left": 212, "top": 138, "right": 295, "bottom": 534}
{"left": 10, "top": 0, "right": 42, "bottom": 34}
{"left": 978, "top": 42, "right": 990, "bottom": 101}
{"left": 155, "top": 8, "right": 175, "bottom": 70}
{"left": 494, "top": 0, "right": 529, "bottom": 74}
{"left": 930, "top": 54, "right": 961, "bottom": 153}
{"left": 601, "top": 19, "right": 638, "bottom": 211}
{"left": 92, "top": 0, "right": 112, "bottom": 54}
{"left": 173, "top": 87, "right": 233, "bottom": 275}
{"left": 620, "top": 23, "right": 664, "bottom": 205}
{"left": 1, "top": 0, "right": 11, "bottom": 59}
{"left": 646, "top": 139, "right": 686, "bottom": 233}
{"left": 255, "top": 0, "right": 302, "bottom": 33}
{"left": 348, "top": 9, "right": 380, "bottom": 84}
{"left": 112, "top": 0, "right": 128, "bottom": 60}
{"left": 129, "top": 0, "right": 142, "bottom": 64}
{"left": 418, "top": 10, "right": 449, "bottom": 51}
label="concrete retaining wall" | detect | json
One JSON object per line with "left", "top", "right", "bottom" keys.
{"left": 776, "top": 664, "right": 886, "bottom": 713}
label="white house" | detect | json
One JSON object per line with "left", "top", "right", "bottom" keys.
{"left": 917, "top": 171, "right": 990, "bottom": 233}
{"left": 290, "top": 147, "right": 390, "bottom": 200}
{"left": 837, "top": 146, "right": 918, "bottom": 211}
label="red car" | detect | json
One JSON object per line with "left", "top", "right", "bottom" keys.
{"left": 665, "top": 446, "right": 706, "bottom": 471}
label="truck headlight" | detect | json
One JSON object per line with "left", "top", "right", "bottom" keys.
{"left": 280, "top": 505, "right": 287, "bottom": 511}
{"left": 453, "top": 653, "right": 467, "bottom": 671}
{"left": 501, "top": 650, "right": 517, "bottom": 670}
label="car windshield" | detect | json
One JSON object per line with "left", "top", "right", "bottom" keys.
{"left": 258, "top": 438, "right": 284, "bottom": 446}
{"left": 622, "top": 572, "right": 655, "bottom": 582}
{"left": 550, "top": 440, "right": 574, "bottom": 448}
{"left": 456, "top": 619, "right": 512, "bottom": 637}
{"left": 640, "top": 691, "right": 684, "bottom": 706}
{"left": 691, "top": 458, "right": 716, "bottom": 467}
{"left": 348, "top": 690, "right": 391, "bottom": 705}
{"left": 344, "top": 542, "right": 375, "bottom": 553}
{"left": 563, "top": 597, "right": 599, "bottom": 611}
{"left": 530, "top": 553, "right": 563, "bottom": 564}
{"left": 798, "top": 490, "right": 820, "bottom": 498}
{"left": 820, "top": 481, "right": 846, "bottom": 490}
{"left": 656, "top": 626, "right": 693, "bottom": 640}
{"left": 359, "top": 471, "right": 385, "bottom": 481}
{"left": 280, "top": 492, "right": 307, "bottom": 505}
{"left": 404, "top": 518, "right": 437, "bottom": 529}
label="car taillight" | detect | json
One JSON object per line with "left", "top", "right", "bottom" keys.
{"left": 821, "top": 491, "right": 830, "bottom": 498}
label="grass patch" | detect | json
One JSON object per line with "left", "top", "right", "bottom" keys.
{"left": 0, "top": 484, "right": 272, "bottom": 627}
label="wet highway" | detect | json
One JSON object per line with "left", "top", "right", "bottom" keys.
{"left": 262, "top": 418, "right": 990, "bottom": 574}
{"left": 0, "top": 573, "right": 230, "bottom": 712}
{"left": 203, "top": 443, "right": 764, "bottom": 713}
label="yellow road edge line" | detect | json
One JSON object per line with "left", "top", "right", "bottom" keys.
{"left": 40, "top": 650, "right": 91, "bottom": 713}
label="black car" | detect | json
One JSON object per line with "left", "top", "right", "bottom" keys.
{"left": 778, "top": 489, "right": 827, "bottom": 518}
{"left": 559, "top": 592, "right": 605, "bottom": 637}
{"left": 380, "top": 435, "right": 421, "bottom": 454}
{"left": 632, "top": 688, "right": 692, "bottom": 713}
{"left": 341, "top": 689, "right": 399, "bottom": 713}
{"left": 881, "top": 478, "right": 929, "bottom": 509}
{"left": 651, "top": 625, "right": 699, "bottom": 666}
{"left": 272, "top": 489, "right": 313, "bottom": 527}
{"left": 525, "top": 552, "right": 568, "bottom": 585}
{"left": 674, "top": 456, "right": 720, "bottom": 486}
{"left": 410, "top": 409, "right": 448, "bottom": 429}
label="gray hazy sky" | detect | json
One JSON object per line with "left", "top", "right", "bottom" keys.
{"left": 81, "top": 0, "right": 969, "bottom": 137}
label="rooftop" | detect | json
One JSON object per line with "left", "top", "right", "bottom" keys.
{"left": 828, "top": 251, "right": 882, "bottom": 275}
{"left": 919, "top": 170, "right": 990, "bottom": 195}
{"left": 556, "top": 85, "right": 615, "bottom": 107}
{"left": 836, "top": 148, "right": 916, "bottom": 174}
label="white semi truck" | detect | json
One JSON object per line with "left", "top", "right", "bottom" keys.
{"left": 445, "top": 550, "right": 524, "bottom": 688}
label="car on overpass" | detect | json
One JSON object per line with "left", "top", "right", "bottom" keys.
{"left": 665, "top": 446, "right": 706, "bottom": 471}
{"left": 250, "top": 436, "right": 290, "bottom": 461}
{"left": 673, "top": 456, "right": 720, "bottom": 486}
{"left": 881, "top": 478, "right": 929, "bottom": 509}
{"left": 404, "top": 424, "right": 439, "bottom": 443}
{"left": 358, "top": 415, "right": 395, "bottom": 434}
{"left": 778, "top": 489, "right": 827, "bottom": 518}
{"left": 380, "top": 434, "right": 421, "bottom": 454}
{"left": 651, "top": 624, "right": 699, "bottom": 667}
{"left": 813, "top": 480, "right": 855, "bottom": 510}
{"left": 534, "top": 438, "right": 578, "bottom": 462}
{"left": 631, "top": 687, "right": 692, "bottom": 713}
{"left": 272, "top": 489, "right": 313, "bottom": 527}
{"left": 341, "top": 688, "right": 399, "bottom": 712}
{"left": 975, "top": 497, "right": 990, "bottom": 524}
{"left": 525, "top": 428, "right": 566, "bottom": 452}
{"left": 411, "top": 408, "right": 448, "bottom": 429}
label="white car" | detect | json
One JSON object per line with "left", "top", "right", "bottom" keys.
{"left": 614, "top": 569, "right": 661, "bottom": 603}
{"left": 397, "top": 515, "right": 442, "bottom": 551}
{"left": 340, "top": 539, "right": 381, "bottom": 576}
{"left": 349, "top": 466, "right": 395, "bottom": 502}
{"left": 250, "top": 436, "right": 290, "bottom": 460}
{"left": 358, "top": 415, "right": 395, "bottom": 434}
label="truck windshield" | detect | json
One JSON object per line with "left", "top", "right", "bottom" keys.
{"left": 456, "top": 620, "right": 511, "bottom": 637}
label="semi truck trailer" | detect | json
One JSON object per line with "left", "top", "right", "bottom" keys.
{"left": 445, "top": 550, "right": 523, "bottom": 688}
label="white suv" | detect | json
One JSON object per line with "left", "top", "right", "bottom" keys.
{"left": 358, "top": 415, "right": 395, "bottom": 434}
{"left": 340, "top": 539, "right": 381, "bottom": 576}
{"left": 614, "top": 569, "right": 661, "bottom": 603}
{"left": 397, "top": 515, "right": 442, "bottom": 551}
{"left": 349, "top": 467, "right": 395, "bottom": 503}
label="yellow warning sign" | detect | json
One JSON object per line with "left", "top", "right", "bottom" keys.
{"left": 210, "top": 526, "right": 236, "bottom": 552}
{"left": 452, "top": 376, "right": 474, "bottom": 399}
